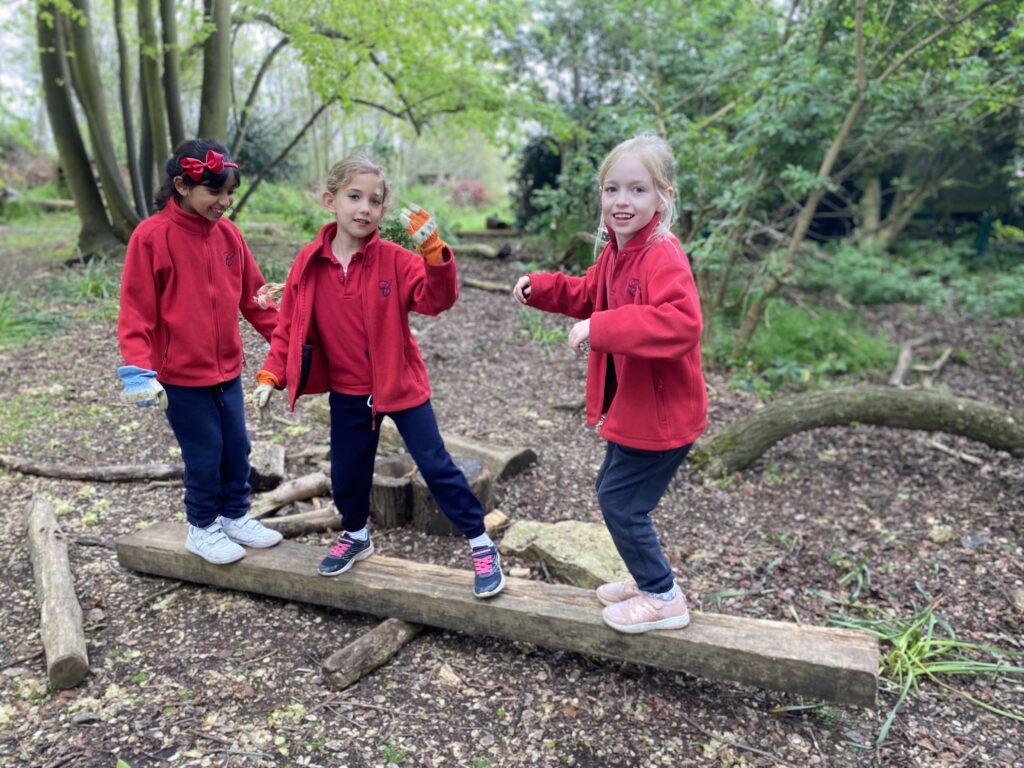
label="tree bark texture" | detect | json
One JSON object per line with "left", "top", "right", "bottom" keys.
{"left": 0, "top": 455, "right": 184, "bottom": 482}
{"left": 695, "top": 385, "right": 1024, "bottom": 477}
{"left": 322, "top": 619, "right": 423, "bottom": 691}
{"left": 159, "top": 0, "right": 186, "bottom": 147}
{"left": 65, "top": 0, "right": 139, "bottom": 241}
{"left": 250, "top": 472, "right": 331, "bottom": 519}
{"left": 198, "top": 0, "right": 232, "bottom": 140}
{"left": 138, "top": 0, "right": 170, "bottom": 166}
{"left": 22, "top": 496, "right": 89, "bottom": 689}
{"left": 113, "top": 0, "right": 147, "bottom": 216}
{"left": 36, "top": 7, "right": 120, "bottom": 257}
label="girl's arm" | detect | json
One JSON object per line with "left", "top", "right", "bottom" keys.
{"left": 400, "top": 246, "right": 459, "bottom": 316}
{"left": 117, "top": 235, "right": 159, "bottom": 367}
{"left": 590, "top": 245, "right": 702, "bottom": 358}
{"left": 238, "top": 236, "right": 279, "bottom": 341}
{"left": 523, "top": 265, "right": 598, "bottom": 320}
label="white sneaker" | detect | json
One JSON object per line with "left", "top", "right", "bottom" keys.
{"left": 220, "top": 513, "right": 283, "bottom": 549}
{"left": 186, "top": 521, "right": 246, "bottom": 564}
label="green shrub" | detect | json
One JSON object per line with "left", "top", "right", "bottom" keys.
{"left": 710, "top": 301, "right": 895, "bottom": 396}
{"left": 799, "top": 240, "right": 924, "bottom": 305}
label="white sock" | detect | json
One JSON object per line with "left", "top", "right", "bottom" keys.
{"left": 468, "top": 533, "right": 494, "bottom": 550}
{"left": 647, "top": 583, "right": 681, "bottom": 601}
{"left": 348, "top": 527, "right": 369, "bottom": 541}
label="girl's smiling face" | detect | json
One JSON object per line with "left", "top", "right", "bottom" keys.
{"left": 600, "top": 153, "right": 670, "bottom": 248}
{"left": 323, "top": 172, "right": 386, "bottom": 247}
{"left": 175, "top": 176, "right": 238, "bottom": 222}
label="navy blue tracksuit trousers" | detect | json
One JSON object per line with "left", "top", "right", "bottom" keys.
{"left": 595, "top": 441, "right": 692, "bottom": 595}
{"left": 328, "top": 393, "right": 486, "bottom": 538}
{"left": 163, "top": 376, "right": 251, "bottom": 528}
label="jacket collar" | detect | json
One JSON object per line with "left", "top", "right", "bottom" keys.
{"left": 605, "top": 212, "right": 663, "bottom": 258}
{"left": 166, "top": 196, "right": 218, "bottom": 238}
{"left": 311, "top": 221, "right": 380, "bottom": 260}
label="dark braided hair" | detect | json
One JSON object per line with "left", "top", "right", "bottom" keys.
{"left": 153, "top": 138, "right": 241, "bottom": 211}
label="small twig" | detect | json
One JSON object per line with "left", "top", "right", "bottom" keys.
{"left": 925, "top": 438, "right": 983, "bottom": 466}
{"left": 74, "top": 536, "right": 117, "bottom": 550}
{"left": 134, "top": 582, "right": 183, "bottom": 610}
{"left": 272, "top": 415, "right": 298, "bottom": 427}
{"left": 141, "top": 479, "right": 182, "bottom": 491}
{"left": 508, "top": 681, "right": 527, "bottom": 738}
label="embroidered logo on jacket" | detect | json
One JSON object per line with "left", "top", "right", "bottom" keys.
{"left": 627, "top": 278, "right": 641, "bottom": 298}
{"left": 379, "top": 280, "right": 392, "bottom": 297}
{"left": 224, "top": 251, "right": 235, "bottom": 267}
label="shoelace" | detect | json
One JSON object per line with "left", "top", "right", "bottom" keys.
{"left": 330, "top": 536, "right": 355, "bottom": 558}
{"left": 472, "top": 549, "right": 495, "bottom": 575}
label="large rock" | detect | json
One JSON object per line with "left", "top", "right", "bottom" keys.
{"left": 499, "top": 520, "right": 629, "bottom": 589}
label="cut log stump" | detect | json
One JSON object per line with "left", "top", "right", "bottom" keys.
{"left": 322, "top": 618, "right": 424, "bottom": 690}
{"left": 371, "top": 454, "right": 415, "bottom": 529}
{"left": 411, "top": 456, "right": 492, "bottom": 537}
{"left": 116, "top": 523, "right": 879, "bottom": 706}
{"left": 22, "top": 496, "right": 89, "bottom": 689}
{"left": 249, "top": 441, "right": 286, "bottom": 491}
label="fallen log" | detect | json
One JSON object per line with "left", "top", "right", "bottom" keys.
{"left": 262, "top": 507, "right": 340, "bottom": 537}
{"left": 321, "top": 618, "right": 424, "bottom": 690}
{"left": 376, "top": 419, "right": 537, "bottom": 481}
{"left": 0, "top": 454, "right": 183, "bottom": 482}
{"left": 695, "top": 385, "right": 1024, "bottom": 476}
{"left": 117, "top": 523, "right": 878, "bottom": 705}
{"left": 463, "top": 277, "right": 512, "bottom": 294}
{"left": 250, "top": 472, "right": 331, "bottom": 519}
{"left": 22, "top": 497, "right": 89, "bottom": 689}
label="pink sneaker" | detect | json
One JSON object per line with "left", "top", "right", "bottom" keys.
{"left": 595, "top": 580, "right": 641, "bottom": 606}
{"left": 601, "top": 592, "right": 690, "bottom": 634}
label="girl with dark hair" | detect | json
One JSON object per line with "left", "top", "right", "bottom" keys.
{"left": 117, "top": 138, "right": 283, "bottom": 564}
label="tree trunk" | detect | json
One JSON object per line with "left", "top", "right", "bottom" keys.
{"left": 64, "top": 0, "right": 140, "bottom": 242}
{"left": 36, "top": 7, "right": 121, "bottom": 258}
{"left": 159, "top": 0, "right": 186, "bottom": 146}
{"left": 694, "top": 386, "right": 1024, "bottom": 477}
{"left": 198, "top": 0, "right": 232, "bottom": 140}
{"left": 859, "top": 173, "right": 881, "bottom": 241}
{"left": 138, "top": 0, "right": 170, "bottom": 166}
{"left": 114, "top": 0, "right": 147, "bottom": 217}
{"left": 22, "top": 496, "right": 89, "bottom": 689}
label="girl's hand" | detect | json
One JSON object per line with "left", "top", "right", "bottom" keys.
{"left": 512, "top": 275, "right": 532, "bottom": 304}
{"left": 569, "top": 319, "right": 591, "bottom": 358}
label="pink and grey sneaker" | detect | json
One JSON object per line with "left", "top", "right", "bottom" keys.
{"left": 318, "top": 532, "right": 374, "bottom": 576}
{"left": 601, "top": 592, "right": 690, "bottom": 634}
{"left": 596, "top": 579, "right": 641, "bottom": 606}
{"left": 471, "top": 544, "right": 506, "bottom": 598}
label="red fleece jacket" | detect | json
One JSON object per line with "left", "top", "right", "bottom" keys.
{"left": 261, "top": 222, "right": 458, "bottom": 411}
{"left": 118, "top": 198, "right": 278, "bottom": 386}
{"left": 526, "top": 215, "right": 707, "bottom": 451}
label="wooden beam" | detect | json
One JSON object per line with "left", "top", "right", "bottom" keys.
{"left": 116, "top": 523, "right": 878, "bottom": 706}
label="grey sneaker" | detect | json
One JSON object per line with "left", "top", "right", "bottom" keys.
{"left": 220, "top": 513, "right": 283, "bottom": 548}
{"left": 596, "top": 579, "right": 641, "bottom": 606}
{"left": 186, "top": 521, "right": 246, "bottom": 564}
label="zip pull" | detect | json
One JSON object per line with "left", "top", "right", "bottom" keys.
{"left": 367, "top": 395, "right": 376, "bottom": 430}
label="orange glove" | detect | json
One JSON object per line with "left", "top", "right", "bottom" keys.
{"left": 252, "top": 370, "right": 280, "bottom": 415}
{"left": 400, "top": 204, "right": 446, "bottom": 265}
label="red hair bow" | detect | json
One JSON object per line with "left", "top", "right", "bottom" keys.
{"left": 180, "top": 150, "right": 238, "bottom": 181}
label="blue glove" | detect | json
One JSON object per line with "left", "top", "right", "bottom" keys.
{"left": 118, "top": 365, "right": 168, "bottom": 410}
